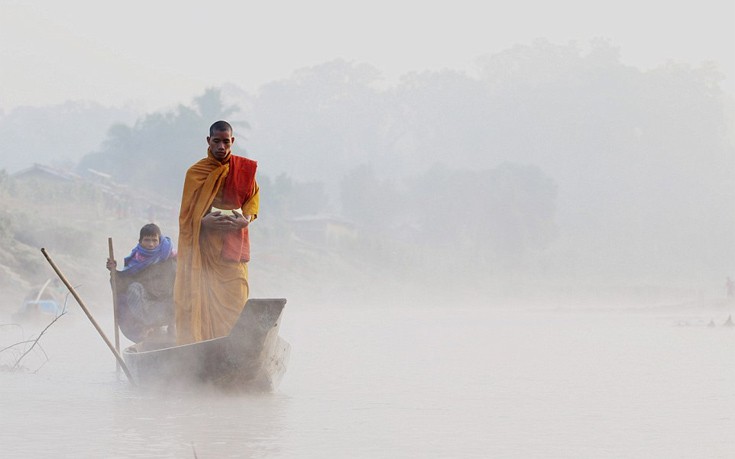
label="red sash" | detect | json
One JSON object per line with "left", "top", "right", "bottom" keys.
{"left": 220, "top": 155, "right": 257, "bottom": 262}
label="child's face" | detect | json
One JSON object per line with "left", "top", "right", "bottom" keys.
{"left": 140, "top": 234, "right": 160, "bottom": 250}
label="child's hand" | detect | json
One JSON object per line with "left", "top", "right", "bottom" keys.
{"left": 106, "top": 258, "right": 117, "bottom": 271}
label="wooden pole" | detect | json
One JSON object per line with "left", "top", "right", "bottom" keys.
{"left": 40, "top": 248, "right": 136, "bottom": 385}
{"left": 108, "top": 238, "right": 121, "bottom": 377}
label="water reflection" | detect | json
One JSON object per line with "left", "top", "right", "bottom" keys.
{"left": 109, "top": 389, "right": 289, "bottom": 458}
{"left": 3, "top": 303, "right": 735, "bottom": 457}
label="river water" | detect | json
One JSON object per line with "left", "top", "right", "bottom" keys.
{"left": 2, "top": 299, "right": 735, "bottom": 458}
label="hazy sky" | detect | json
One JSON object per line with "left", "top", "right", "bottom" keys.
{"left": 1, "top": 0, "right": 733, "bottom": 112}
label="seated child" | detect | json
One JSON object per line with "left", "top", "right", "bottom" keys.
{"left": 107, "top": 223, "right": 176, "bottom": 342}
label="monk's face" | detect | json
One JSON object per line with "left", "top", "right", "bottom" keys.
{"left": 207, "top": 129, "right": 235, "bottom": 161}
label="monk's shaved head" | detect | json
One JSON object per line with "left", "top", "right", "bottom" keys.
{"left": 209, "top": 120, "right": 233, "bottom": 136}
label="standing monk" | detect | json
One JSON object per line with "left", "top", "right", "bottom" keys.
{"left": 174, "top": 120, "right": 259, "bottom": 344}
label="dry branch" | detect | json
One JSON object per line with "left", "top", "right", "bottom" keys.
{"left": 0, "top": 294, "right": 70, "bottom": 372}
{"left": 12, "top": 309, "right": 67, "bottom": 370}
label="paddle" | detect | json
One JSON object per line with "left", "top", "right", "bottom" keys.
{"left": 40, "top": 248, "right": 136, "bottom": 385}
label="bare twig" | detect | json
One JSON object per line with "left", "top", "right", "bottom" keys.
{"left": 12, "top": 310, "right": 67, "bottom": 370}
{"left": 0, "top": 339, "right": 40, "bottom": 354}
{"left": 31, "top": 357, "right": 50, "bottom": 374}
{"left": 0, "top": 288, "right": 73, "bottom": 373}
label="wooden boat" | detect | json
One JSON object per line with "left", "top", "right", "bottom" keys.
{"left": 122, "top": 298, "right": 290, "bottom": 391}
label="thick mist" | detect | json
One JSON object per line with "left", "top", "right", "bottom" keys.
{"left": 2, "top": 40, "right": 735, "bottom": 310}
{"left": 1, "top": 19, "right": 734, "bottom": 458}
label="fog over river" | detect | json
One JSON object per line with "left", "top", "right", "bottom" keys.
{"left": 1, "top": 3, "right": 733, "bottom": 456}
{"left": 2, "top": 299, "right": 735, "bottom": 458}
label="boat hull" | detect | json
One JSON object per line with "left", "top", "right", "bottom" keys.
{"left": 122, "top": 298, "right": 290, "bottom": 391}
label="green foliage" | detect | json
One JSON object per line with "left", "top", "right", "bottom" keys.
{"left": 15, "top": 39, "right": 730, "bottom": 288}
{"left": 77, "top": 88, "right": 244, "bottom": 200}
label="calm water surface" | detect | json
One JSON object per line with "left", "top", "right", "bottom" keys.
{"left": 2, "top": 301, "right": 735, "bottom": 458}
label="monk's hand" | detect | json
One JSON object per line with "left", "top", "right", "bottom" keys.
{"left": 229, "top": 212, "right": 250, "bottom": 230}
{"left": 202, "top": 211, "right": 233, "bottom": 231}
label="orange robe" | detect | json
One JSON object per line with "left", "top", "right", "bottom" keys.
{"left": 174, "top": 149, "right": 259, "bottom": 344}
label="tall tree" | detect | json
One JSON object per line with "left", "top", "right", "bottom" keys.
{"left": 77, "top": 88, "right": 244, "bottom": 200}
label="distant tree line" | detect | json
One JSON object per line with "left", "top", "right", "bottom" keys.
{"left": 54, "top": 39, "right": 735, "bottom": 283}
